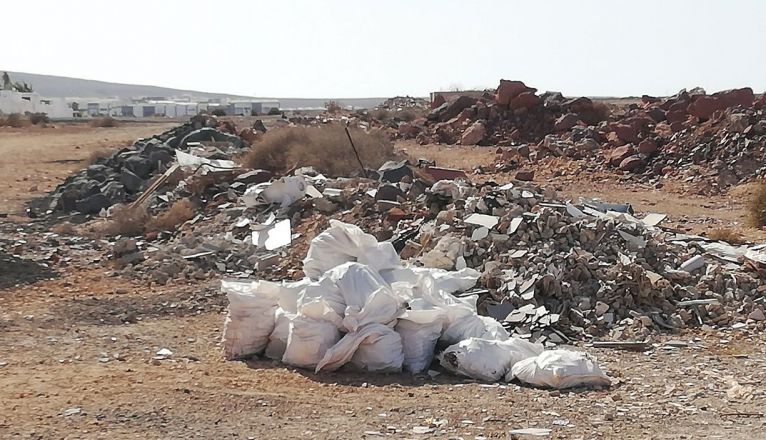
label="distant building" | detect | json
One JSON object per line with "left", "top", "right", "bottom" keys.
{"left": 226, "top": 99, "right": 280, "bottom": 115}
{"left": 0, "top": 90, "right": 72, "bottom": 118}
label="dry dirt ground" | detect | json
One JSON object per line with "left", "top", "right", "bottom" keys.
{"left": 0, "top": 122, "right": 176, "bottom": 218}
{"left": 1, "top": 128, "right": 765, "bottom": 439}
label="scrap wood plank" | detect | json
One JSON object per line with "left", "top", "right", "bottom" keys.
{"left": 129, "top": 164, "right": 180, "bottom": 209}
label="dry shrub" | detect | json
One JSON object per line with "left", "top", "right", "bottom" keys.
{"left": 146, "top": 198, "right": 195, "bottom": 232}
{"left": 85, "top": 148, "right": 113, "bottom": 165}
{"left": 394, "top": 109, "right": 418, "bottom": 122}
{"left": 51, "top": 222, "right": 76, "bottom": 235}
{"left": 372, "top": 109, "right": 390, "bottom": 121}
{"left": 748, "top": 182, "right": 766, "bottom": 227}
{"left": 99, "top": 204, "right": 149, "bottom": 237}
{"left": 707, "top": 227, "right": 745, "bottom": 244}
{"left": 0, "top": 113, "right": 29, "bottom": 128}
{"left": 90, "top": 116, "right": 120, "bottom": 128}
{"left": 28, "top": 112, "right": 49, "bottom": 125}
{"left": 244, "top": 124, "right": 396, "bottom": 176}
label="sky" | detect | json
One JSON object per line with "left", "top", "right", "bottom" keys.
{"left": 2, "top": 0, "right": 764, "bottom": 98}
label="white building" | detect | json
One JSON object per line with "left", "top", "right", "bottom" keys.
{"left": 226, "top": 99, "right": 280, "bottom": 115}
{"left": 0, "top": 90, "right": 72, "bottom": 118}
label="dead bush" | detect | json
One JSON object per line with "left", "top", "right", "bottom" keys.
{"left": 146, "top": 198, "right": 195, "bottom": 232}
{"left": 748, "top": 182, "right": 766, "bottom": 227}
{"left": 372, "top": 109, "right": 390, "bottom": 121}
{"left": 90, "top": 116, "right": 120, "bottom": 128}
{"left": 244, "top": 124, "right": 397, "bottom": 176}
{"left": 707, "top": 227, "right": 745, "bottom": 244}
{"left": 0, "top": 113, "right": 29, "bottom": 128}
{"left": 27, "top": 112, "right": 49, "bottom": 125}
{"left": 394, "top": 109, "right": 418, "bottom": 122}
{"left": 51, "top": 222, "right": 76, "bottom": 235}
{"left": 99, "top": 204, "right": 150, "bottom": 237}
{"left": 85, "top": 148, "right": 113, "bottom": 165}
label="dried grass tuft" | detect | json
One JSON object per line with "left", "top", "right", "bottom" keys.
{"left": 748, "top": 182, "right": 766, "bottom": 228}
{"left": 146, "top": 198, "right": 195, "bottom": 232}
{"left": 90, "top": 116, "right": 120, "bottom": 128}
{"left": 243, "top": 124, "right": 396, "bottom": 176}
{"left": 707, "top": 227, "right": 745, "bottom": 244}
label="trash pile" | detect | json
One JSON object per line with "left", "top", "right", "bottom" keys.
{"left": 28, "top": 117, "right": 766, "bottom": 343}
{"left": 222, "top": 219, "right": 611, "bottom": 387}
{"left": 87, "top": 137, "right": 766, "bottom": 342}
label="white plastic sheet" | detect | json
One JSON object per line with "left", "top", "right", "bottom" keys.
{"left": 252, "top": 219, "right": 292, "bottom": 251}
{"left": 508, "top": 350, "right": 611, "bottom": 389}
{"left": 439, "top": 337, "right": 544, "bottom": 382}
{"left": 176, "top": 150, "right": 236, "bottom": 171}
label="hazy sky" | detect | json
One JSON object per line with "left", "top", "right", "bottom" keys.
{"left": 2, "top": 0, "right": 764, "bottom": 98}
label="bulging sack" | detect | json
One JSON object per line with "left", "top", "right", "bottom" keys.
{"left": 316, "top": 323, "right": 404, "bottom": 373}
{"left": 395, "top": 308, "right": 445, "bottom": 373}
{"left": 264, "top": 308, "right": 295, "bottom": 360}
{"left": 303, "top": 220, "right": 400, "bottom": 279}
{"left": 508, "top": 350, "right": 611, "bottom": 389}
{"left": 439, "top": 337, "right": 544, "bottom": 382}
{"left": 281, "top": 316, "right": 341, "bottom": 369}
{"left": 221, "top": 280, "right": 281, "bottom": 360}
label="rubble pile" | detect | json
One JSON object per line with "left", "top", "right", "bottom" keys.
{"left": 488, "top": 86, "right": 766, "bottom": 192}
{"left": 395, "top": 80, "right": 608, "bottom": 147}
{"left": 93, "top": 149, "right": 766, "bottom": 342}
{"left": 376, "top": 96, "right": 429, "bottom": 111}
{"left": 29, "top": 118, "right": 766, "bottom": 345}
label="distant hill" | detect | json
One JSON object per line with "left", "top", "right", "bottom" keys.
{"left": 2, "top": 71, "right": 387, "bottom": 109}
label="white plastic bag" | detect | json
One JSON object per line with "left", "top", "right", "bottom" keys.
{"left": 303, "top": 220, "right": 400, "bottom": 279}
{"left": 508, "top": 350, "right": 611, "bottom": 389}
{"left": 439, "top": 337, "right": 544, "bottom": 382}
{"left": 262, "top": 176, "right": 308, "bottom": 207}
{"left": 341, "top": 287, "right": 403, "bottom": 332}
{"left": 328, "top": 262, "right": 390, "bottom": 311}
{"left": 264, "top": 308, "right": 295, "bottom": 360}
{"left": 357, "top": 242, "right": 400, "bottom": 273}
{"left": 221, "top": 280, "right": 281, "bottom": 360}
{"left": 316, "top": 323, "right": 404, "bottom": 373}
{"left": 381, "top": 267, "right": 481, "bottom": 295}
{"left": 479, "top": 315, "right": 510, "bottom": 341}
{"left": 395, "top": 308, "right": 445, "bottom": 373}
{"left": 281, "top": 316, "right": 341, "bottom": 369}
{"left": 297, "top": 276, "right": 346, "bottom": 317}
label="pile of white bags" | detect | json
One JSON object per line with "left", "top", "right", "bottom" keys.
{"left": 222, "top": 220, "right": 611, "bottom": 388}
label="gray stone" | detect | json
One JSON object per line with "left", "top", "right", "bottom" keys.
{"left": 120, "top": 169, "right": 144, "bottom": 193}
{"left": 75, "top": 193, "right": 111, "bottom": 214}
{"left": 124, "top": 156, "right": 153, "bottom": 179}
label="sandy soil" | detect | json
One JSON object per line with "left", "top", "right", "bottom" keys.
{"left": 0, "top": 122, "right": 175, "bottom": 217}
{"left": 1, "top": 129, "right": 764, "bottom": 439}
